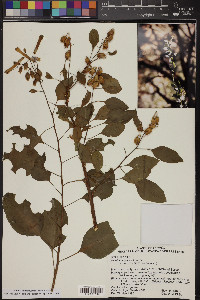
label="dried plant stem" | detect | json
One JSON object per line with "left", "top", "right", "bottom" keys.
{"left": 39, "top": 81, "right": 64, "bottom": 292}
{"left": 59, "top": 250, "right": 80, "bottom": 263}
{"left": 64, "top": 179, "right": 83, "bottom": 186}
{"left": 62, "top": 154, "right": 79, "bottom": 164}
{"left": 64, "top": 197, "right": 82, "bottom": 207}
{"left": 81, "top": 162, "right": 98, "bottom": 230}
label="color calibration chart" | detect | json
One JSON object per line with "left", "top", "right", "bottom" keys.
{"left": 5, "top": 0, "right": 97, "bottom": 17}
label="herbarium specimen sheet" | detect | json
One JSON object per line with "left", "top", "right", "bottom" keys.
{"left": 3, "top": 22, "right": 195, "bottom": 299}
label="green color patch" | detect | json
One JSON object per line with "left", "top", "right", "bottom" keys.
{"left": 13, "top": 1, "right": 20, "bottom": 8}
{"left": 67, "top": 8, "right": 74, "bottom": 16}
{"left": 59, "top": 1, "right": 67, "bottom": 8}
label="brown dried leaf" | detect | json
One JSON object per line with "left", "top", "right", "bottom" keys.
{"left": 123, "top": 156, "right": 159, "bottom": 184}
{"left": 102, "top": 123, "right": 125, "bottom": 137}
{"left": 45, "top": 72, "right": 53, "bottom": 79}
{"left": 3, "top": 145, "right": 51, "bottom": 181}
{"left": 78, "top": 144, "right": 92, "bottom": 163}
{"left": 152, "top": 146, "right": 183, "bottom": 163}
{"left": 82, "top": 91, "right": 91, "bottom": 106}
{"left": 3, "top": 193, "right": 43, "bottom": 236}
{"left": 89, "top": 29, "right": 99, "bottom": 50}
{"left": 75, "top": 103, "right": 94, "bottom": 128}
{"left": 40, "top": 199, "right": 68, "bottom": 249}
{"left": 135, "top": 179, "right": 166, "bottom": 203}
{"left": 105, "top": 97, "right": 128, "bottom": 110}
{"left": 57, "top": 106, "right": 74, "bottom": 122}
{"left": 106, "top": 109, "right": 134, "bottom": 124}
{"left": 55, "top": 78, "right": 73, "bottom": 100}
{"left": 132, "top": 110, "right": 143, "bottom": 131}
{"left": 86, "top": 138, "right": 115, "bottom": 152}
{"left": 8, "top": 125, "right": 43, "bottom": 148}
{"left": 101, "top": 73, "right": 122, "bottom": 94}
{"left": 108, "top": 50, "right": 117, "bottom": 56}
{"left": 94, "top": 105, "right": 109, "bottom": 120}
{"left": 77, "top": 71, "right": 86, "bottom": 85}
{"left": 91, "top": 151, "right": 103, "bottom": 171}
{"left": 80, "top": 221, "right": 119, "bottom": 259}
{"left": 25, "top": 72, "right": 30, "bottom": 81}
{"left": 73, "top": 127, "right": 82, "bottom": 143}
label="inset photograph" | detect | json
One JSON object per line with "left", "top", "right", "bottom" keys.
{"left": 138, "top": 24, "right": 196, "bottom": 108}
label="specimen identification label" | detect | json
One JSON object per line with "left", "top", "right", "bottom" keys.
{"left": 2, "top": 289, "right": 61, "bottom": 299}
{"left": 109, "top": 246, "right": 194, "bottom": 299}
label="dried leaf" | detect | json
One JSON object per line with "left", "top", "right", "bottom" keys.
{"left": 86, "top": 138, "right": 115, "bottom": 152}
{"left": 8, "top": 125, "right": 43, "bottom": 148}
{"left": 55, "top": 78, "right": 73, "bottom": 100}
{"left": 82, "top": 91, "right": 91, "bottom": 106}
{"left": 84, "top": 169, "right": 115, "bottom": 201}
{"left": 45, "top": 72, "right": 53, "bottom": 79}
{"left": 75, "top": 103, "right": 94, "bottom": 128}
{"left": 89, "top": 29, "right": 99, "bottom": 50}
{"left": 77, "top": 71, "right": 86, "bottom": 85}
{"left": 94, "top": 105, "right": 109, "bottom": 120}
{"left": 25, "top": 72, "right": 30, "bottom": 81}
{"left": 29, "top": 89, "right": 37, "bottom": 93}
{"left": 106, "top": 109, "right": 134, "bottom": 124}
{"left": 132, "top": 110, "right": 143, "bottom": 131}
{"left": 33, "top": 35, "right": 44, "bottom": 54}
{"left": 108, "top": 50, "right": 117, "bottom": 56}
{"left": 40, "top": 199, "right": 68, "bottom": 249}
{"left": 123, "top": 155, "right": 159, "bottom": 183}
{"left": 102, "top": 123, "right": 125, "bottom": 137}
{"left": 135, "top": 179, "right": 166, "bottom": 203}
{"left": 4, "top": 144, "right": 51, "bottom": 181}
{"left": 151, "top": 146, "right": 183, "bottom": 163}
{"left": 101, "top": 73, "right": 122, "bottom": 94}
{"left": 78, "top": 144, "right": 92, "bottom": 163}
{"left": 105, "top": 97, "right": 128, "bottom": 110}
{"left": 73, "top": 127, "right": 82, "bottom": 143}
{"left": 57, "top": 106, "right": 74, "bottom": 122}
{"left": 3, "top": 194, "right": 68, "bottom": 249}
{"left": 91, "top": 151, "right": 103, "bottom": 171}
{"left": 80, "top": 221, "right": 119, "bottom": 259}
{"left": 3, "top": 193, "right": 43, "bottom": 236}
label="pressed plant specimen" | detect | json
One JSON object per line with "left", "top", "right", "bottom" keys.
{"left": 3, "top": 28, "right": 183, "bottom": 291}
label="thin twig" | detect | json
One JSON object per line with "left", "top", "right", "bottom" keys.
{"left": 59, "top": 250, "right": 80, "bottom": 263}
{"left": 40, "top": 126, "right": 53, "bottom": 136}
{"left": 64, "top": 197, "right": 82, "bottom": 207}
{"left": 64, "top": 179, "right": 84, "bottom": 186}
{"left": 59, "top": 128, "right": 71, "bottom": 141}
{"left": 43, "top": 142, "right": 58, "bottom": 152}
{"left": 62, "top": 154, "right": 78, "bottom": 164}
{"left": 49, "top": 181, "right": 62, "bottom": 195}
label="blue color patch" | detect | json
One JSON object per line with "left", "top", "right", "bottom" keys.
{"left": 43, "top": 1, "right": 50, "bottom": 9}
{"left": 74, "top": 8, "right": 81, "bottom": 16}
{"left": 6, "top": 1, "right": 13, "bottom": 9}
{"left": 82, "top": 1, "right": 89, "bottom": 9}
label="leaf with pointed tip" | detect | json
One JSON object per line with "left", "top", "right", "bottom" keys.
{"left": 106, "top": 109, "right": 134, "bottom": 124}
{"left": 132, "top": 110, "right": 143, "bottom": 131}
{"left": 101, "top": 73, "right": 122, "bottom": 94}
{"left": 86, "top": 138, "right": 115, "bottom": 152}
{"left": 105, "top": 97, "right": 128, "bottom": 110}
{"left": 3, "top": 193, "right": 44, "bottom": 236}
{"left": 77, "top": 71, "right": 86, "bottom": 85}
{"left": 91, "top": 151, "right": 103, "bottom": 171}
{"left": 40, "top": 199, "right": 68, "bottom": 249}
{"left": 8, "top": 125, "right": 43, "bottom": 148}
{"left": 151, "top": 146, "right": 183, "bottom": 163}
{"left": 57, "top": 106, "right": 74, "bottom": 122}
{"left": 135, "top": 179, "right": 166, "bottom": 203}
{"left": 123, "top": 155, "right": 159, "bottom": 184}
{"left": 75, "top": 103, "right": 94, "bottom": 128}
{"left": 45, "top": 72, "right": 53, "bottom": 79}
{"left": 102, "top": 123, "right": 125, "bottom": 137}
{"left": 82, "top": 91, "right": 91, "bottom": 106}
{"left": 89, "top": 29, "right": 99, "bottom": 50}
{"left": 55, "top": 78, "right": 73, "bottom": 100}
{"left": 80, "top": 221, "right": 118, "bottom": 259}
{"left": 3, "top": 145, "right": 51, "bottom": 181}
{"left": 108, "top": 50, "right": 117, "bottom": 56}
{"left": 94, "top": 105, "right": 109, "bottom": 120}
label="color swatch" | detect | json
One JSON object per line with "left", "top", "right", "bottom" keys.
{"left": 5, "top": 1, "right": 97, "bottom": 17}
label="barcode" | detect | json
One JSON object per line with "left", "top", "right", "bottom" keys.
{"left": 79, "top": 285, "right": 104, "bottom": 296}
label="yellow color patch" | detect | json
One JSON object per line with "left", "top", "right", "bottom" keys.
{"left": 28, "top": 1, "right": 35, "bottom": 9}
